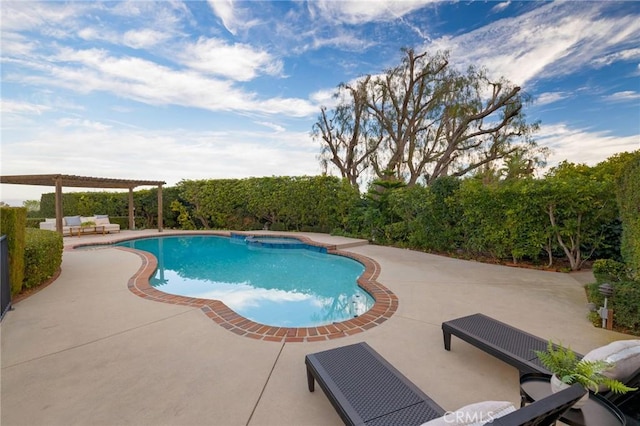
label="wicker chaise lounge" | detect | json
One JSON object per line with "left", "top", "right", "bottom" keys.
{"left": 442, "top": 313, "right": 557, "bottom": 375}
{"left": 305, "top": 342, "right": 586, "bottom": 426}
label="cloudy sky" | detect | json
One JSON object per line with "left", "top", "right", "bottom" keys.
{"left": 1, "top": 0, "right": 639, "bottom": 205}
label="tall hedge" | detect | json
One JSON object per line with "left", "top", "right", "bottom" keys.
{"left": 23, "top": 229, "right": 63, "bottom": 289}
{"left": 173, "top": 176, "right": 359, "bottom": 232}
{"left": 617, "top": 152, "right": 640, "bottom": 278}
{"left": 0, "top": 207, "right": 27, "bottom": 295}
{"left": 455, "top": 179, "right": 550, "bottom": 263}
{"left": 40, "top": 192, "right": 128, "bottom": 217}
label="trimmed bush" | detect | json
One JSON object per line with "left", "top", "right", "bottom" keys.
{"left": 0, "top": 207, "right": 27, "bottom": 295}
{"left": 592, "top": 258, "right": 629, "bottom": 283}
{"left": 610, "top": 281, "right": 640, "bottom": 335}
{"left": 23, "top": 229, "right": 63, "bottom": 290}
{"left": 26, "top": 218, "right": 43, "bottom": 228}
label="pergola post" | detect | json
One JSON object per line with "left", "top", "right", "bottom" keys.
{"left": 128, "top": 188, "right": 135, "bottom": 230}
{"left": 55, "top": 176, "right": 63, "bottom": 234}
{"left": 157, "top": 184, "right": 163, "bottom": 232}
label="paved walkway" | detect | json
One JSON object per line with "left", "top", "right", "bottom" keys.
{"left": 1, "top": 230, "right": 633, "bottom": 425}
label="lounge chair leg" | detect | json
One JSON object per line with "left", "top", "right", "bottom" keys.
{"left": 306, "top": 366, "right": 315, "bottom": 392}
{"left": 443, "top": 330, "right": 451, "bottom": 351}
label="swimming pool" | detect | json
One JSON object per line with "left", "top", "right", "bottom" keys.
{"left": 116, "top": 235, "right": 374, "bottom": 327}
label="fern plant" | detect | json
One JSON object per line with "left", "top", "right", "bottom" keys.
{"left": 535, "top": 341, "right": 637, "bottom": 394}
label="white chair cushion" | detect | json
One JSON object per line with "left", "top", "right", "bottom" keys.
{"left": 64, "top": 215, "right": 81, "bottom": 226}
{"left": 583, "top": 340, "right": 640, "bottom": 389}
{"left": 420, "top": 400, "right": 516, "bottom": 425}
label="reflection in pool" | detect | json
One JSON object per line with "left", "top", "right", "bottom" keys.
{"left": 116, "top": 235, "right": 373, "bottom": 327}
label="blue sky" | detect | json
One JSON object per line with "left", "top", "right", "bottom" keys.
{"left": 1, "top": 0, "right": 639, "bottom": 205}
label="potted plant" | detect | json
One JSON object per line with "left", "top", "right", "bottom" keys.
{"left": 81, "top": 220, "right": 96, "bottom": 228}
{"left": 535, "top": 341, "right": 637, "bottom": 408}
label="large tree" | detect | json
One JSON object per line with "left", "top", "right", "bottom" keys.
{"left": 314, "top": 48, "right": 541, "bottom": 187}
{"left": 312, "top": 78, "right": 382, "bottom": 188}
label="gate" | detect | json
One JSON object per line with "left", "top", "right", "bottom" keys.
{"left": 0, "top": 235, "right": 11, "bottom": 320}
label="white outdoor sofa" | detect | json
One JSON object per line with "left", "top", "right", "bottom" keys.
{"left": 39, "top": 215, "right": 120, "bottom": 236}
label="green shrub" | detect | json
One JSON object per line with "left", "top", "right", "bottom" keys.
{"left": 592, "top": 258, "right": 629, "bottom": 283}
{"left": 610, "top": 281, "right": 640, "bottom": 335}
{"left": 108, "top": 216, "right": 129, "bottom": 230}
{"left": 23, "top": 229, "right": 63, "bottom": 289}
{"left": 0, "top": 207, "right": 27, "bottom": 295}
{"left": 26, "top": 218, "right": 44, "bottom": 228}
{"left": 269, "top": 222, "right": 287, "bottom": 232}
{"left": 586, "top": 282, "right": 604, "bottom": 308}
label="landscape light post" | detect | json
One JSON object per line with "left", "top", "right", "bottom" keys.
{"left": 598, "top": 283, "right": 614, "bottom": 330}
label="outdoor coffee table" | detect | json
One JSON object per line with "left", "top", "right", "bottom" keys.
{"left": 70, "top": 225, "right": 106, "bottom": 237}
{"left": 519, "top": 373, "right": 626, "bottom": 426}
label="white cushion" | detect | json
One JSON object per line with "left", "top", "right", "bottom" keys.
{"left": 583, "top": 340, "right": 640, "bottom": 390}
{"left": 94, "top": 217, "right": 110, "bottom": 225}
{"left": 64, "top": 215, "right": 81, "bottom": 226}
{"left": 39, "top": 222, "right": 55, "bottom": 230}
{"left": 45, "top": 218, "right": 56, "bottom": 223}
{"left": 420, "top": 401, "right": 516, "bottom": 425}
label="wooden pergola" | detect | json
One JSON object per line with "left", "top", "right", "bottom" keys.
{"left": 0, "top": 174, "right": 166, "bottom": 234}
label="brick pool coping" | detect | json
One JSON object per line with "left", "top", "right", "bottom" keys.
{"left": 72, "top": 232, "right": 398, "bottom": 343}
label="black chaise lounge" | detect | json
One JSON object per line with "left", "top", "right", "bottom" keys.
{"left": 442, "top": 313, "right": 559, "bottom": 375}
{"left": 441, "top": 313, "right": 640, "bottom": 419}
{"left": 305, "top": 342, "right": 586, "bottom": 426}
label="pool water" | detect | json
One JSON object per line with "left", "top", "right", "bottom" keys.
{"left": 116, "top": 235, "right": 374, "bottom": 327}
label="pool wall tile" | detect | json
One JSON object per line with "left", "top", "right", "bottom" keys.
{"left": 116, "top": 233, "right": 398, "bottom": 343}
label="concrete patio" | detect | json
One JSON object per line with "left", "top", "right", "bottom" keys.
{"left": 1, "top": 230, "right": 634, "bottom": 425}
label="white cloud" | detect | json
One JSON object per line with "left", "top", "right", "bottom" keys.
{"left": 0, "top": 100, "right": 51, "bottom": 115}
{"left": 307, "top": 31, "right": 377, "bottom": 51}
{"left": 427, "top": 3, "right": 640, "bottom": 86}
{"left": 207, "top": 0, "right": 260, "bottom": 36}
{"left": 178, "top": 37, "right": 283, "bottom": 81}
{"left": 537, "top": 123, "right": 640, "bottom": 168}
{"left": 592, "top": 47, "right": 640, "bottom": 67}
{"left": 604, "top": 91, "right": 640, "bottom": 102}
{"left": 0, "top": 1, "right": 85, "bottom": 32}
{"left": 309, "top": 88, "right": 339, "bottom": 108}
{"left": 122, "top": 29, "right": 171, "bottom": 49}
{"left": 255, "top": 121, "right": 286, "bottom": 132}
{"left": 535, "top": 92, "right": 569, "bottom": 106}
{"left": 55, "top": 118, "right": 112, "bottom": 131}
{"left": 491, "top": 2, "right": 511, "bottom": 13}
{"left": 77, "top": 19, "right": 178, "bottom": 49}
{"left": 308, "top": 0, "right": 433, "bottom": 25}
{"left": 0, "top": 32, "right": 37, "bottom": 57}
{"left": 17, "top": 47, "right": 315, "bottom": 117}
{"left": 208, "top": 0, "right": 236, "bottom": 34}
